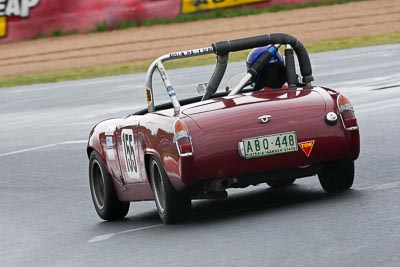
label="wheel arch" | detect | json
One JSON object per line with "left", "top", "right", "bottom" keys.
{"left": 87, "top": 146, "right": 94, "bottom": 158}
{"left": 144, "top": 151, "right": 161, "bottom": 187}
{"left": 87, "top": 136, "right": 109, "bottom": 173}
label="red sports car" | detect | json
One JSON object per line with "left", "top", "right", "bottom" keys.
{"left": 87, "top": 33, "right": 360, "bottom": 224}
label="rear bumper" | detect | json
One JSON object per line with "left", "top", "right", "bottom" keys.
{"left": 187, "top": 162, "right": 324, "bottom": 198}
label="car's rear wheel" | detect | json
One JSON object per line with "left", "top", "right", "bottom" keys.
{"left": 89, "top": 151, "right": 129, "bottom": 220}
{"left": 318, "top": 159, "right": 355, "bottom": 193}
{"left": 149, "top": 157, "right": 191, "bottom": 224}
{"left": 266, "top": 178, "right": 296, "bottom": 188}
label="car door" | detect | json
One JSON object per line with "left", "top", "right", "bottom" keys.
{"left": 116, "top": 115, "right": 143, "bottom": 184}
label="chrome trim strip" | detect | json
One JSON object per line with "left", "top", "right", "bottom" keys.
{"left": 346, "top": 126, "right": 359, "bottom": 131}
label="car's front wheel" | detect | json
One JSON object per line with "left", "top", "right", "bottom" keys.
{"left": 89, "top": 151, "right": 129, "bottom": 220}
{"left": 318, "top": 159, "right": 355, "bottom": 193}
{"left": 149, "top": 157, "right": 191, "bottom": 224}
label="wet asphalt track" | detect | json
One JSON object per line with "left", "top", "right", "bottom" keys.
{"left": 1, "top": 44, "right": 400, "bottom": 266}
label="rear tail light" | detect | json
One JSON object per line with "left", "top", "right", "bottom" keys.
{"left": 337, "top": 94, "right": 358, "bottom": 130}
{"left": 173, "top": 119, "right": 193, "bottom": 156}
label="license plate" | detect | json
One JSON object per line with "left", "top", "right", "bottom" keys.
{"left": 239, "top": 131, "right": 298, "bottom": 159}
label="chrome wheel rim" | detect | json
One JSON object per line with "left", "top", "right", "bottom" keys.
{"left": 151, "top": 161, "right": 166, "bottom": 214}
{"left": 91, "top": 159, "right": 105, "bottom": 210}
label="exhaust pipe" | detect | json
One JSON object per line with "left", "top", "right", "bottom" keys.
{"left": 211, "top": 178, "right": 232, "bottom": 192}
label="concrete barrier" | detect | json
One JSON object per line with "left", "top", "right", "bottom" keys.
{"left": 0, "top": 0, "right": 322, "bottom": 43}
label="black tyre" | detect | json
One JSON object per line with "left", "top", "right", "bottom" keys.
{"left": 149, "top": 157, "right": 191, "bottom": 224}
{"left": 318, "top": 159, "right": 355, "bottom": 193}
{"left": 89, "top": 151, "right": 129, "bottom": 220}
{"left": 266, "top": 178, "right": 296, "bottom": 188}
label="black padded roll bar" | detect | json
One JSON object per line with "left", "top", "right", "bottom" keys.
{"left": 202, "top": 55, "right": 228, "bottom": 101}
{"left": 285, "top": 45, "right": 298, "bottom": 88}
{"left": 212, "top": 33, "right": 313, "bottom": 85}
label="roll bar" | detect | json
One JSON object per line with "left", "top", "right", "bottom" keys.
{"left": 145, "top": 33, "right": 313, "bottom": 112}
{"left": 145, "top": 47, "right": 214, "bottom": 113}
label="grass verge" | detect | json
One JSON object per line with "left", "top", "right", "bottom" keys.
{"left": 1, "top": 32, "right": 399, "bottom": 88}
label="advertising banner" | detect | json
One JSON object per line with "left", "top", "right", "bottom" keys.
{"left": 0, "top": 16, "right": 5, "bottom": 37}
{"left": 0, "top": 0, "right": 41, "bottom": 38}
{"left": 0, "top": 0, "right": 182, "bottom": 43}
{"left": 182, "top": 0, "right": 268, "bottom": 14}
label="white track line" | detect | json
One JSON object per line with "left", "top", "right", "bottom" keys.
{"left": 0, "top": 140, "right": 87, "bottom": 157}
{"left": 88, "top": 224, "right": 163, "bottom": 243}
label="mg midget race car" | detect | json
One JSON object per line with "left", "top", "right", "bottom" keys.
{"left": 87, "top": 33, "right": 360, "bottom": 224}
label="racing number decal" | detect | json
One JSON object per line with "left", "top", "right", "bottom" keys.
{"left": 121, "top": 129, "right": 138, "bottom": 178}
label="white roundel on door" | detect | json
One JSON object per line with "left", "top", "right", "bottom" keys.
{"left": 121, "top": 129, "right": 138, "bottom": 178}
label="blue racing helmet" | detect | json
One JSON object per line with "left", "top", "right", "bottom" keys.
{"left": 246, "top": 45, "right": 286, "bottom": 89}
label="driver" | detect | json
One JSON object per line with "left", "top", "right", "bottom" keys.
{"left": 246, "top": 45, "right": 287, "bottom": 90}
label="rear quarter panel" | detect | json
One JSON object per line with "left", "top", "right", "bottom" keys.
{"left": 137, "top": 111, "right": 190, "bottom": 192}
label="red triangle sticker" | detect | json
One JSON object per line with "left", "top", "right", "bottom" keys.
{"left": 298, "top": 140, "right": 315, "bottom": 157}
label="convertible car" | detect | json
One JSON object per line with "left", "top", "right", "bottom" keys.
{"left": 87, "top": 33, "right": 360, "bottom": 224}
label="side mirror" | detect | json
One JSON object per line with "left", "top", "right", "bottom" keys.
{"left": 196, "top": 83, "right": 207, "bottom": 94}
